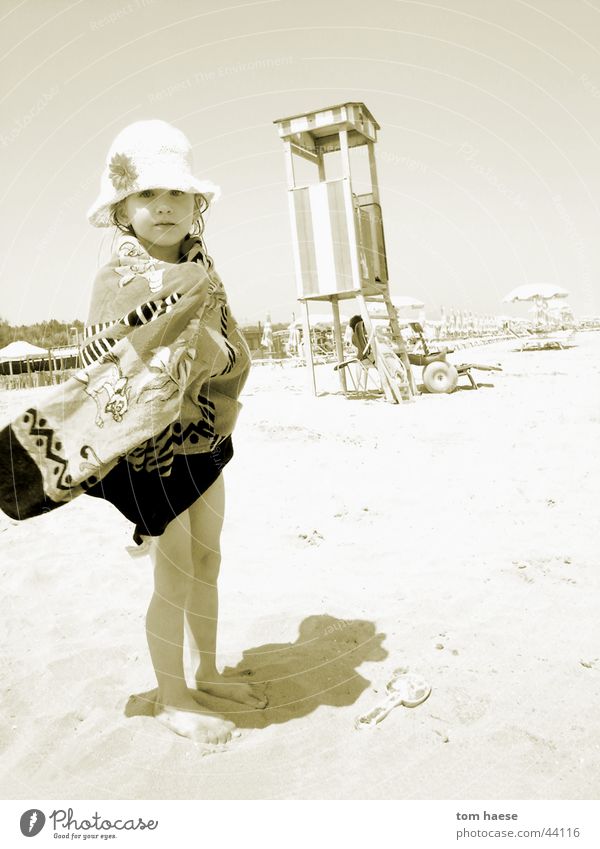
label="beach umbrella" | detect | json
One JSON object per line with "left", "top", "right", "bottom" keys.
{"left": 502, "top": 284, "right": 570, "bottom": 303}
{"left": 367, "top": 295, "right": 425, "bottom": 320}
{"left": 503, "top": 285, "right": 569, "bottom": 328}
{"left": 308, "top": 313, "right": 335, "bottom": 327}
{"left": 391, "top": 295, "right": 425, "bottom": 310}
{"left": 286, "top": 321, "right": 301, "bottom": 355}
{"left": 291, "top": 313, "right": 339, "bottom": 328}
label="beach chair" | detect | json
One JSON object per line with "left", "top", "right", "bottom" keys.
{"left": 335, "top": 314, "right": 412, "bottom": 399}
{"left": 334, "top": 315, "right": 379, "bottom": 391}
{"left": 333, "top": 315, "right": 416, "bottom": 404}
{"left": 513, "top": 327, "right": 577, "bottom": 351}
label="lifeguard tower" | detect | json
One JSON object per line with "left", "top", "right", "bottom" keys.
{"left": 273, "top": 102, "right": 416, "bottom": 403}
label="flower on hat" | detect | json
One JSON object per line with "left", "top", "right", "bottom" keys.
{"left": 88, "top": 120, "right": 220, "bottom": 227}
{"left": 108, "top": 152, "right": 138, "bottom": 191}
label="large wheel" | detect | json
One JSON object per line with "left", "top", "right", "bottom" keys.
{"left": 422, "top": 361, "right": 459, "bottom": 393}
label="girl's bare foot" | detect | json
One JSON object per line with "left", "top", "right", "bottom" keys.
{"left": 195, "top": 672, "right": 268, "bottom": 708}
{"left": 153, "top": 691, "right": 239, "bottom": 744}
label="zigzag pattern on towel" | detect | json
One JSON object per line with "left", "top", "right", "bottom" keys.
{"left": 187, "top": 242, "right": 213, "bottom": 270}
{"left": 126, "top": 425, "right": 175, "bottom": 477}
{"left": 217, "top": 303, "right": 237, "bottom": 376}
{"left": 171, "top": 394, "right": 217, "bottom": 446}
{"left": 169, "top": 419, "right": 215, "bottom": 449}
{"left": 22, "top": 408, "right": 72, "bottom": 491}
{"left": 125, "top": 394, "right": 219, "bottom": 476}
{"left": 194, "top": 394, "right": 216, "bottom": 426}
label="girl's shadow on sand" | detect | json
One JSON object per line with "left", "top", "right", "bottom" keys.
{"left": 125, "top": 614, "right": 387, "bottom": 728}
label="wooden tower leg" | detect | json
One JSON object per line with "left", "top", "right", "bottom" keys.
{"left": 302, "top": 301, "right": 317, "bottom": 396}
{"left": 331, "top": 297, "right": 348, "bottom": 393}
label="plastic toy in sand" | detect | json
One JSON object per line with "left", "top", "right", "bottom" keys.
{"left": 355, "top": 667, "right": 431, "bottom": 729}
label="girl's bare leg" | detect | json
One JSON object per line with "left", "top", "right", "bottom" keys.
{"left": 186, "top": 475, "right": 267, "bottom": 708}
{"left": 146, "top": 513, "right": 238, "bottom": 743}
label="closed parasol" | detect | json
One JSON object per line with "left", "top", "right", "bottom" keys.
{"left": 286, "top": 321, "right": 301, "bottom": 355}
{"left": 260, "top": 315, "right": 274, "bottom": 352}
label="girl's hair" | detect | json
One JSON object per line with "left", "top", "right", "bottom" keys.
{"left": 109, "top": 192, "right": 213, "bottom": 266}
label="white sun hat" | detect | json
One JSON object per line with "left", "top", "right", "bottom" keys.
{"left": 87, "top": 119, "right": 220, "bottom": 227}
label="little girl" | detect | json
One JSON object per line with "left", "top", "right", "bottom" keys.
{"left": 0, "top": 119, "right": 266, "bottom": 744}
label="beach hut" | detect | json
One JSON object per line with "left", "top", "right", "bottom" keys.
{"left": 0, "top": 340, "right": 48, "bottom": 383}
{"left": 0, "top": 340, "right": 47, "bottom": 360}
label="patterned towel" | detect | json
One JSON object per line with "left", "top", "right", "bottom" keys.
{"left": 0, "top": 234, "right": 251, "bottom": 521}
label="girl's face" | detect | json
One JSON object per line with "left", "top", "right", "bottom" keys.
{"left": 122, "top": 188, "right": 195, "bottom": 262}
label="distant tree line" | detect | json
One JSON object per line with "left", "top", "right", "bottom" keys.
{"left": 0, "top": 317, "right": 84, "bottom": 350}
{"left": 0, "top": 317, "right": 292, "bottom": 352}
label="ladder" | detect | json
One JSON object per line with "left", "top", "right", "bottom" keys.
{"left": 357, "top": 287, "right": 417, "bottom": 403}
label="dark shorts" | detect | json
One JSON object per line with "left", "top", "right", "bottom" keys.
{"left": 85, "top": 436, "right": 233, "bottom": 545}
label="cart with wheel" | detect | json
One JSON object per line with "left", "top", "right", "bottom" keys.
{"left": 406, "top": 322, "right": 502, "bottom": 393}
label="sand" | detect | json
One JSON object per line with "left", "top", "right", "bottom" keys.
{"left": 1, "top": 333, "right": 599, "bottom": 800}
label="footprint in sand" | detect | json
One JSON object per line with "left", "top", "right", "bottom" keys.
{"left": 297, "top": 529, "right": 324, "bottom": 545}
{"left": 513, "top": 556, "right": 577, "bottom": 586}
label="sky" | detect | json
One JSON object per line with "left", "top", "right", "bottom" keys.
{"left": 1, "top": 0, "right": 599, "bottom": 326}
